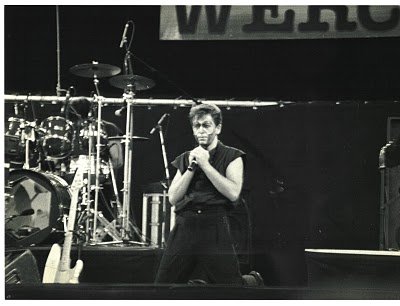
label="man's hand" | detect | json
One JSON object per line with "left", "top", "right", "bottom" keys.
{"left": 189, "top": 146, "right": 210, "bottom": 169}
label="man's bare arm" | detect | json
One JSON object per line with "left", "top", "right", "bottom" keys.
{"left": 168, "top": 169, "right": 195, "bottom": 206}
{"left": 201, "top": 157, "right": 244, "bottom": 202}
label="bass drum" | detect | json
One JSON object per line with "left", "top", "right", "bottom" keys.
{"left": 5, "top": 170, "right": 71, "bottom": 247}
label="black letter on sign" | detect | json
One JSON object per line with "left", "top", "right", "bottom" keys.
{"left": 205, "top": 6, "right": 231, "bottom": 34}
{"left": 176, "top": 5, "right": 202, "bottom": 34}
{"left": 358, "top": 6, "right": 400, "bottom": 31}
{"left": 298, "top": 6, "right": 357, "bottom": 32}
{"left": 242, "top": 5, "right": 294, "bottom": 32}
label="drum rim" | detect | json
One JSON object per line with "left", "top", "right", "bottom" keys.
{"left": 40, "top": 116, "right": 74, "bottom": 128}
{"left": 43, "top": 134, "right": 73, "bottom": 143}
{"left": 8, "top": 117, "right": 25, "bottom": 122}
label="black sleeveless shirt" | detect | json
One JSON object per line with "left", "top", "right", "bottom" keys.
{"left": 171, "top": 141, "right": 245, "bottom": 212}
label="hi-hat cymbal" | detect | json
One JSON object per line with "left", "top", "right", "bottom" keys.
{"left": 69, "top": 63, "right": 121, "bottom": 78}
{"left": 108, "top": 136, "right": 149, "bottom": 142}
{"left": 109, "top": 74, "right": 155, "bottom": 91}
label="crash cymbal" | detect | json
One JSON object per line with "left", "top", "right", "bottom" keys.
{"left": 109, "top": 74, "right": 155, "bottom": 91}
{"left": 108, "top": 136, "right": 149, "bottom": 142}
{"left": 69, "top": 62, "right": 121, "bottom": 78}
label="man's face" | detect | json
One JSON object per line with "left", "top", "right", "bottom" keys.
{"left": 192, "top": 114, "right": 221, "bottom": 147}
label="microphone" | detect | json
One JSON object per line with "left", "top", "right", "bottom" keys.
{"left": 115, "top": 106, "right": 127, "bottom": 117}
{"left": 150, "top": 113, "right": 170, "bottom": 135}
{"left": 379, "top": 144, "right": 389, "bottom": 169}
{"left": 119, "top": 22, "right": 129, "bottom": 48}
{"left": 188, "top": 158, "right": 198, "bottom": 171}
{"left": 19, "top": 208, "right": 35, "bottom": 216}
{"left": 6, "top": 208, "right": 35, "bottom": 222}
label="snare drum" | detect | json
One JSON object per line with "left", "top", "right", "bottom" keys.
{"left": 41, "top": 116, "right": 74, "bottom": 159}
{"left": 5, "top": 170, "right": 71, "bottom": 247}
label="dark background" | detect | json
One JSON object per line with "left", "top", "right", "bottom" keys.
{"left": 4, "top": 5, "right": 400, "bottom": 285}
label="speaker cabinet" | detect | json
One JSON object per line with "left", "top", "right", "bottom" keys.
{"left": 5, "top": 249, "right": 41, "bottom": 284}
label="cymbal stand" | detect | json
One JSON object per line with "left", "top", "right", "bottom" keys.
{"left": 84, "top": 113, "right": 94, "bottom": 242}
{"left": 121, "top": 90, "right": 145, "bottom": 243}
{"left": 92, "top": 94, "right": 104, "bottom": 244}
{"left": 84, "top": 73, "right": 101, "bottom": 241}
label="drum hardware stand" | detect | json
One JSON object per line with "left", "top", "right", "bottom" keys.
{"left": 82, "top": 76, "right": 127, "bottom": 245}
{"left": 108, "top": 159, "right": 123, "bottom": 225}
{"left": 94, "top": 215, "right": 120, "bottom": 241}
{"left": 12, "top": 97, "right": 35, "bottom": 170}
{"left": 92, "top": 94, "right": 104, "bottom": 244}
{"left": 77, "top": 71, "right": 103, "bottom": 244}
{"left": 120, "top": 90, "right": 145, "bottom": 243}
{"left": 22, "top": 121, "right": 36, "bottom": 170}
{"left": 85, "top": 116, "right": 94, "bottom": 242}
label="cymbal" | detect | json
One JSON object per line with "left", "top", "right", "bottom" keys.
{"left": 69, "top": 63, "right": 121, "bottom": 78}
{"left": 108, "top": 136, "right": 149, "bottom": 142}
{"left": 109, "top": 74, "right": 155, "bottom": 91}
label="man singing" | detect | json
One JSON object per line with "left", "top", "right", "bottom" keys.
{"left": 155, "top": 103, "right": 248, "bottom": 284}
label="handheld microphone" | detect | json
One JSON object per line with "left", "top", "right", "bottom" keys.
{"left": 150, "top": 113, "right": 170, "bottom": 135}
{"left": 188, "top": 159, "right": 198, "bottom": 171}
{"left": 115, "top": 106, "right": 127, "bottom": 117}
{"left": 119, "top": 22, "right": 129, "bottom": 48}
{"left": 379, "top": 144, "right": 388, "bottom": 169}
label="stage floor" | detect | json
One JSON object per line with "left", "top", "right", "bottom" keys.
{"left": 5, "top": 246, "right": 400, "bottom": 299}
{"left": 5, "top": 283, "right": 400, "bottom": 300}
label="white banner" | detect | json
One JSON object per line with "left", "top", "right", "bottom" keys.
{"left": 160, "top": 5, "right": 400, "bottom": 40}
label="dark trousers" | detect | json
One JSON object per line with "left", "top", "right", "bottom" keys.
{"left": 155, "top": 211, "right": 243, "bottom": 285}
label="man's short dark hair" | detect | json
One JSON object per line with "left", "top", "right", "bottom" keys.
{"left": 189, "top": 103, "right": 222, "bottom": 126}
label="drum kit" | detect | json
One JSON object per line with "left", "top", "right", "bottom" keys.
{"left": 5, "top": 61, "right": 156, "bottom": 248}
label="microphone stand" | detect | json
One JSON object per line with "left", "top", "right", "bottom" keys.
{"left": 122, "top": 89, "right": 134, "bottom": 242}
{"left": 158, "top": 124, "right": 170, "bottom": 187}
{"left": 155, "top": 124, "right": 174, "bottom": 244}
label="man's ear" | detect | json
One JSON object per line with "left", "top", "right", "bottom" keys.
{"left": 216, "top": 124, "right": 222, "bottom": 135}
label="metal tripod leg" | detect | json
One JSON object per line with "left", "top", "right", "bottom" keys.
{"left": 93, "top": 212, "right": 122, "bottom": 242}
{"left": 108, "top": 159, "right": 123, "bottom": 224}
